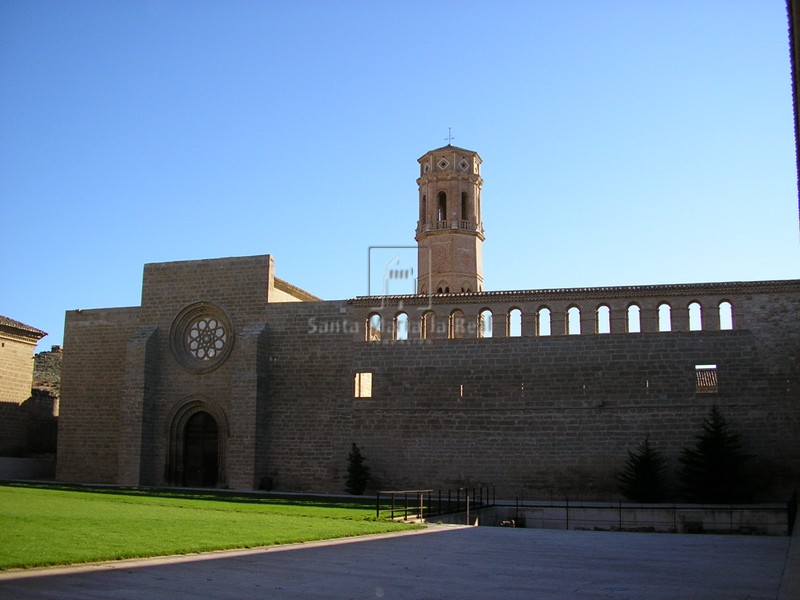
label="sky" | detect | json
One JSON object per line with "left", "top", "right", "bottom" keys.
{"left": 2, "top": 1, "right": 799, "bottom": 348}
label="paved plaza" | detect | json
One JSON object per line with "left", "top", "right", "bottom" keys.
{"left": 0, "top": 525, "right": 793, "bottom": 599}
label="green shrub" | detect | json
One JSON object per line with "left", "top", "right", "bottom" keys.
{"left": 678, "top": 406, "right": 751, "bottom": 503}
{"left": 345, "top": 442, "right": 371, "bottom": 495}
{"left": 616, "top": 436, "right": 668, "bottom": 502}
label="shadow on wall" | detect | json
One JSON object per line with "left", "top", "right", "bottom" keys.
{"left": 0, "top": 390, "right": 58, "bottom": 459}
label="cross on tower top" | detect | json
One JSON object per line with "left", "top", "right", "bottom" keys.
{"left": 445, "top": 127, "right": 454, "bottom": 145}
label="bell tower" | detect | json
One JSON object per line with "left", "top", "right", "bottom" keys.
{"left": 415, "top": 145, "right": 485, "bottom": 294}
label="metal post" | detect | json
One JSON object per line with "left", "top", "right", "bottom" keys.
{"left": 404, "top": 492, "right": 408, "bottom": 521}
{"left": 376, "top": 492, "right": 380, "bottom": 519}
{"left": 466, "top": 493, "right": 470, "bottom": 526}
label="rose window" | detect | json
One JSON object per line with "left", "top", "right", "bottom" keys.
{"left": 170, "top": 302, "right": 234, "bottom": 374}
{"left": 187, "top": 318, "right": 226, "bottom": 360}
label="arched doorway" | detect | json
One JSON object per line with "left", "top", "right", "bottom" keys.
{"left": 182, "top": 411, "right": 219, "bottom": 487}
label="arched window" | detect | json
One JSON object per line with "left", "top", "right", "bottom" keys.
{"left": 688, "top": 302, "right": 702, "bottom": 331}
{"left": 627, "top": 304, "right": 641, "bottom": 333}
{"left": 537, "top": 307, "right": 551, "bottom": 336}
{"left": 567, "top": 306, "right": 581, "bottom": 335}
{"left": 449, "top": 309, "right": 466, "bottom": 339}
{"left": 421, "top": 311, "right": 435, "bottom": 340}
{"left": 394, "top": 312, "right": 408, "bottom": 340}
{"left": 596, "top": 305, "right": 611, "bottom": 334}
{"left": 508, "top": 308, "right": 522, "bottom": 337}
{"left": 367, "top": 313, "right": 381, "bottom": 341}
{"left": 719, "top": 301, "right": 733, "bottom": 330}
{"left": 461, "top": 191, "right": 468, "bottom": 222}
{"left": 478, "top": 309, "right": 493, "bottom": 338}
{"left": 658, "top": 303, "right": 672, "bottom": 332}
{"left": 420, "top": 194, "right": 426, "bottom": 221}
{"left": 437, "top": 191, "right": 447, "bottom": 223}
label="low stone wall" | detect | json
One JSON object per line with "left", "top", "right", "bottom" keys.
{"left": 435, "top": 502, "right": 789, "bottom": 536}
{"left": 0, "top": 457, "right": 55, "bottom": 480}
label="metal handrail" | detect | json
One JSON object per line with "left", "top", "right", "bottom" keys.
{"left": 376, "top": 487, "right": 495, "bottom": 521}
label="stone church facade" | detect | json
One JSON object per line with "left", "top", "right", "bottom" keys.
{"left": 57, "top": 145, "right": 800, "bottom": 499}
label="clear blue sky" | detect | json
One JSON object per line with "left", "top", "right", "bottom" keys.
{"left": 2, "top": 1, "right": 798, "bottom": 348}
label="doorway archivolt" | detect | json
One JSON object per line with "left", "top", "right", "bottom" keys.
{"left": 166, "top": 397, "right": 229, "bottom": 488}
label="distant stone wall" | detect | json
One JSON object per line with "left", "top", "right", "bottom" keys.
{"left": 33, "top": 346, "right": 61, "bottom": 394}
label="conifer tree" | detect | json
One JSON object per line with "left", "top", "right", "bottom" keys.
{"left": 345, "top": 442, "right": 371, "bottom": 495}
{"left": 678, "top": 405, "right": 751, "bottom": 503}
{"left": 616, "top": 436, "right": 668, "bottom": 502}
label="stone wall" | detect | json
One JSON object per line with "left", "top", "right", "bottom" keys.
{"left": 344, "top": 330, "right": 797, "bottom": 498}
{"left": 262, "top": 300, "right": 356, "bottom": 491}
{"left": 57, "top": 255, "right": 278, "bottom": 488}
{"left": 262, "top": 280, "right": 800, "bottom": 499}
{"left": 54, "top": 261, "right": 800, "bottom": 501}
{"left": 57, "top": 307, "right": 141, "bottom": 482}
{"left": 135, "top": 255, "right": 273, "bottom": 490}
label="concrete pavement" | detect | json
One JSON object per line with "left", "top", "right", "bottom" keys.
{"left": 0, "top": 525, "right": 791, "bottom": 599}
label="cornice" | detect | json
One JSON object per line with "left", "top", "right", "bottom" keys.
{"left": 417, "top": 172, "right": 483, "bottom": 184}
{"left": 348, "top": 279, "right": 800, "bottom": 307}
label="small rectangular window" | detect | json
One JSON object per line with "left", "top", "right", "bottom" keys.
{"left": 354, "top": 372, "right": 372, "bottom": 398}
{"left": 695, "top": 364, "right": 718, "bottom": 393}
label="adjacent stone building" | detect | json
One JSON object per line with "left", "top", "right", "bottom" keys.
{"left": 55, "top": 145, "right": 800, "bottom": 499}
{"left": 0, "top": 316, "right": 53, "bottom": 457}
{"left": 0, "top": 316, "right": 46, "bottom": 405}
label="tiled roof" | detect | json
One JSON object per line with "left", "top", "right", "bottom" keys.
{"left": 273, "top": 277, "right": 322, "bottom": 302}
{"left": 421, "top": 144, "right": 479, "bottom": 156}
{"left": 0, "top": 315, "right": 47, "bottom": 338}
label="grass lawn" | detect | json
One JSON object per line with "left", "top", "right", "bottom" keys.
{"left": 0, "top": 483, "right": 421, "bottom": 570}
